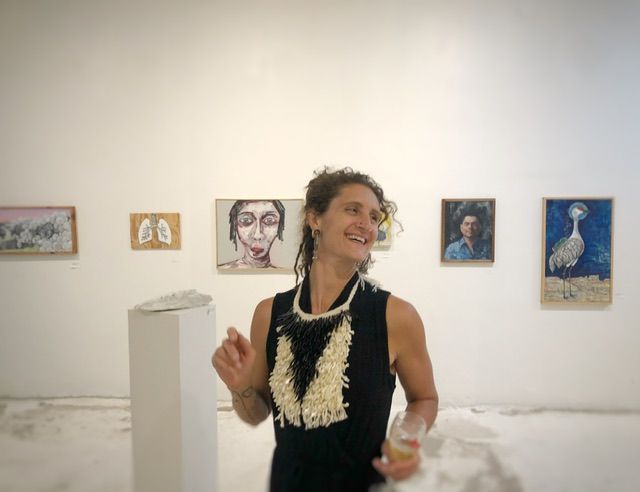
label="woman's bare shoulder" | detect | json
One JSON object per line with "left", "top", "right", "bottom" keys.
{"left": 250, "top": 297, "right": 275, "bottom": 343}
{"left": 253, "top": 297, "right": 275, "bottom": 323}
{"left": 386, "top": 294, "right": 425, "bottom": 341}
{"left": 387, "top": 294, "right": 421, "bottom": 324}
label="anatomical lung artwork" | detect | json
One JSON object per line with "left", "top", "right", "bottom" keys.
{"left": 130, "top": 213, "right": 181, "bottom": 250}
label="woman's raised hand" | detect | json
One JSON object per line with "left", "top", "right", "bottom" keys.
{"left": 211, "top": 327, "right": 257, "bottom": 391}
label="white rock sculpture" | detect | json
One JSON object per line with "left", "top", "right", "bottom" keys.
{"left": 134, "top": 290, "right": 212, "bottom": 312}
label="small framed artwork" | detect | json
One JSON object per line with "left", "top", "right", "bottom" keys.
{"left": 216, "top": 199, "right": 303, "bottom": 271}
{"left": 373, "top": 214, "right": 393, "bottom": 249}
{"left": 541, "top": 198, "right": 614, "bottom": 304}
{"left": 441, "top": 199, "right": 495, "bottom": 262}
{"left": 130, "top": 213, "right": 181, "bottom": 250}
{"left": 0, "top": 206, "right": 78, "bottom": 254}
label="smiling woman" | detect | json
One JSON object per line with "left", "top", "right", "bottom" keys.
{"left": 212, "top": 167, "right": 439, "bottom": 492}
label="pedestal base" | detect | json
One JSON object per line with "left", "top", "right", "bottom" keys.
{"left": 128, "top": 305, "right": 217, "bottom": 492}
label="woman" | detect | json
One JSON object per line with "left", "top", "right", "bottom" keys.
{"left": 212, "top": 168, "right": 438, "bottom": 491}
{"left": 218, "top": 199, "right": 286, "bottom": 269}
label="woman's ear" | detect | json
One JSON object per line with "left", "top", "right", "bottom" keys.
{"left": 306, "top": 210, "right": 320, "bottom": 231}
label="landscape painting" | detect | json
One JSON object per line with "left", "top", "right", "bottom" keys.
{"left": 542, "top": 198, "right": 614, "bottom": 304}
{"left": 0, "top": 206, "right": 78, "bottom": 254}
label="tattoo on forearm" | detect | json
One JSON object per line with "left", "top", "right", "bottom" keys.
{"left": 240, "top": 386, "right": 255, "bottom": 399}
{"left": 231, "top": 386, "right": 258, "bottom": 420}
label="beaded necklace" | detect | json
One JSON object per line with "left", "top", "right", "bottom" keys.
{"left": 269, "top": 274, "right": 365, "bottom": 430}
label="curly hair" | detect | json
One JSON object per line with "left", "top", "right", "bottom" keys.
{"left": 455, "top": 205, "right": 483, "bottom": 225}
{"left": 294, "top": 167, "right": 398, "bottom": 284}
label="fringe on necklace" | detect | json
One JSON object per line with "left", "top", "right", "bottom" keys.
{"left": 269, "top": 275, "right": 366, "bottom": 430}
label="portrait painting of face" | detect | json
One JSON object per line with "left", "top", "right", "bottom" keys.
{"left": 441, "top": 199, "right": 495, "bottom": 263}
{"left": 216, "top": 199, "right": 303, "bottom": 271}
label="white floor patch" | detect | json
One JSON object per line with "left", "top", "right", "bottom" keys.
{"left": 1, "top": 399, "right": 639, "bottom": 492}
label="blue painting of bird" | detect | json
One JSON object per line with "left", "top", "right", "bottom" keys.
{"left": 549, "top": 202, "right": 590, "bottom": 299}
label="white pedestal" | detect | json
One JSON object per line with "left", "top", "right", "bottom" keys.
{"left": 128, "top": 306, "right": 217, "bottom": 492}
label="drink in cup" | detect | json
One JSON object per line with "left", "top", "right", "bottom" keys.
{"left": 388, "top": 411, "right": 426, "bottom": 461}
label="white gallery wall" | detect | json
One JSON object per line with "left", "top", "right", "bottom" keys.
{"left": 1, "top": 0, "right": 638, "bottom": 409}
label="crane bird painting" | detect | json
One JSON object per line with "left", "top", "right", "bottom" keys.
{"left": 542, "top": 198, "right": 614, "bottom": 304}
{"left": 548, "top": 202, "right": 589, "bottom": 299}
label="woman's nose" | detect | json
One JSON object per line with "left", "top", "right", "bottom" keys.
{"left": 252, "top": 223, "right": 264, "bottom": 238}
{"left": 357, "top": 218, "right": 373, "bottom": 232}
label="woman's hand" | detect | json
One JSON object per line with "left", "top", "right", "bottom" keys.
{"left": 371, "top": 439, "right": 420, "bottom": 481}
{"left": 211, "top": 327, "right": 256, "bottom": 391}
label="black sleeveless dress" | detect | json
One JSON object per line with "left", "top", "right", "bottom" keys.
{"left": 266, "top": 273, "right": 396, "bottom": 491}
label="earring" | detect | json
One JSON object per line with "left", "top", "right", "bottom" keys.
{"left": 312, "top": 229, "right": 320, "bottom": 260}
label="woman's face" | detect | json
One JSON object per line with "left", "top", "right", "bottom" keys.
{"left": 309, "top": 184, "right": 381, "bottom": 266}
{"left": 236, "top": 201, "right": 281, "bottom": 260}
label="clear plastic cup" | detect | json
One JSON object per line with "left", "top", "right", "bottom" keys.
{"left": 387, "top": 411, "right": 426, "bottom": 461}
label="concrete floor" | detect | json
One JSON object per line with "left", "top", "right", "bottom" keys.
{"left": 1, "top": 398, "right": 639, "bottom": 492}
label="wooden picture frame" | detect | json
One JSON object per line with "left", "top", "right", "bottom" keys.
{"left": 541, "top": 197, "right": 614, "bottom": 304}
{"left": 441, "top": 199, "right": 495, "bottom": 263}
{"left": 0, "top": 206, "right": 78, "bottom": 254}
{"left": 216, "top": 199, "right": 303, "bottom": 271}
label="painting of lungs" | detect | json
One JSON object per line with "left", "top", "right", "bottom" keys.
{"left": 541, "top": 198, "right": 613, "bottom": 304}
{"left": 130, "top": 213, "right": 181, "bottom": 250}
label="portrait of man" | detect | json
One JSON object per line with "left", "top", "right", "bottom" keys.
{"left": 441, "top": 199, "right": 495, "bottom": 262}
{"left": 216, "top": 199, "right": 303, "bottom": 270}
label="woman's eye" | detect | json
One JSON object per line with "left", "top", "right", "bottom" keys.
{"left": 237, "top": 215, "right": 255, "bottom": 227}
{"left": 262, "top": 215, "right": 279, "bottom": 226}
{"left": 346, "top": 207, "right": 357, "bottom": 214}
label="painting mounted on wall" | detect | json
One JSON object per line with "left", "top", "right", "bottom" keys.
{"left": 542, "top": 198, "right": 613, "bottom": 304}
{"left": 0, "top": 206, "right": 78, "bottom": 254}
{"left": 441, "top": 199, "right": 495, "bottom": 262}
{"left": 130, "top": 213, "right": 181, "bottom": 250}
{"left": 216, "top": 199, "right": 303, "bottom": 271}
{"left": 373, "top": 214, "right": 393, "bottom": 249}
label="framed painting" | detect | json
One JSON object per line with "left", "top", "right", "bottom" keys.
{"left": 130, "top": 213, "right": 181, "bottom": 250}
{"left": 441, "top": 199, "right": 495, "bottom": 263}
{"left": 541, "top": 198, "right": 614, "bottom": 304}
{"left": 0, "top": 206, "right": 78, "bottom": 254}
{"left": 373, "top": 214, "right": 393, "bottom": 249}
{"left": 216, "top": 199, "right": 303, "bottom": 271}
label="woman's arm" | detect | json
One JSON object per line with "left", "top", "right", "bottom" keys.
{"left": 211, "top": 298, "right": 273, "bottom": 425}
{"left": 373, "top": 295, "right": 438, "bottom": 480}
{"left": 389, "top": 295, "right": 438, "bottom": 429}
